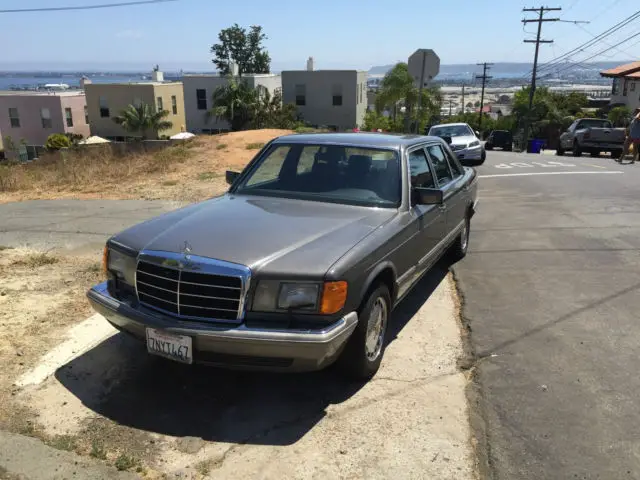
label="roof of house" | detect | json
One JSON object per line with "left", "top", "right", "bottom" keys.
{"left": 600, "top": 61, "right": 640, "bottom": 78}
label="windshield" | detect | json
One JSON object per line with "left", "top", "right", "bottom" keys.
{"left": 429, "top": 125, "right": 474, "bottom": 138}
{"left": 577, "top": 119, "right": 612, "bottom": 129}
{"left": 234, "top": 143, "right": 401, "bottom": 208}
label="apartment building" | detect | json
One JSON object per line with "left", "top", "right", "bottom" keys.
{"left": 84, "top": 78, "right": 185, "bottom": 140}
{"left": 601, "top": 61, "right": 640, "bottom": 112}
{"left": 183, "top": 73, "right": 282, "bottom": 133}
{"left": 0, "top": 91, "right": 90, "bottom": 160}
{"left": 281, "top": 66, "right": 368, "bottom": 130}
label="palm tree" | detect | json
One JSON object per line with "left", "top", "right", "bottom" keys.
{"left": 208, "top": 79, "right": 258, "bottom": 131}
{"left": 112, "top": 103, "right": 173, "bottom": 139}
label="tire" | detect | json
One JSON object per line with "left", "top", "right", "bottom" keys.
{"left": 481, "top": 149, "right": 487, "bottom": 161}
{"left": 572, "top": 141, "right": 582, "bottom": 157}
{"left": 338, "top": 284, "right": 391, "bottom": 380}
{"left": 485, "top": 144, "right": 493, "bottom": 150}
{"left": 505, "top": 145, "right": 513, "bottom": 152}
{"left": 612, "top": 149, "right": 622, "bottom": 160}
{"left": 449, "top": 214, "right": 470, "bottom": 263}
{"left": 590, "top": 151, "right": 601, "bottom": 158}
{"left": 556, "top": 145, "right": 565, "bottom": 156}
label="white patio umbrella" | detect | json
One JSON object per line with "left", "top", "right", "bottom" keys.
{"left": 170, "top": 132, "right": 196, "bottom": 140}
{"left": 78, "top": 136, "right": 111, "bottom": 145}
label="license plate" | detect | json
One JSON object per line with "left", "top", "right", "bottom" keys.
{"left": 146, "top": 328, "right": 193, "bottom": 364}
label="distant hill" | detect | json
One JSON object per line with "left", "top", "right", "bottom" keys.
{"left": 369, "top": 61, "right": 630, "bottom": 78}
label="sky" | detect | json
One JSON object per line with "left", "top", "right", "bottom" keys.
{"left": 0, "top": 0, "right": 637, "bottom": 71}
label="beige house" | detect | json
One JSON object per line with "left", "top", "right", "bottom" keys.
{"left": 85, "top": 79, "right": 186, "bottom": 140}
{"left": 600, "top": 61, "right": 640, "bottom": 112}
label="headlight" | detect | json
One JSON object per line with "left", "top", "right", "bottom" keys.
{"left": 106, "top": 246, "right": 137, "bottom": 285}
{"left": 468, "top": 140, "right": 480, "bottom": 148}
{"left": 252, "top": 280, "right": 347, "bottom": 314}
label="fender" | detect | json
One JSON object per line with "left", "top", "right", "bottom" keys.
{"left": 358, "top": 260, "right": 398, "bottom": 306}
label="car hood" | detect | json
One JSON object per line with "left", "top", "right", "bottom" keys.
{"left": 450, "top": 135, "right": 478, "bottom": 146}
{"left": 111, "top": 194, "right": 397, "bottom": 277}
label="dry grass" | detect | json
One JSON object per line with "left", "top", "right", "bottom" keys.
{"left": 0, "top": 129, "right": 293, "bottom": 204}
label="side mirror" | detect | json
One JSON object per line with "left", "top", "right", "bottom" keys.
{"left": 413, "top": 187, "right": 443, "bottom": 205}
{"left": 225, "top": 170, "right": 240, "bottom": 185}
{"left": 475, "top": 130, "right": 481, "bottom": 137}
{"left": 441, "top": 135, "right": 453, "bottom": 145}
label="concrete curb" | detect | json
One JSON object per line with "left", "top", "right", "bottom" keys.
{"left": 0, "top": 431, "right": 138, "bottom": 480}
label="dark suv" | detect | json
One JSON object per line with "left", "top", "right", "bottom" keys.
{"left": 485, "top": 130, "right": 513, "bottom": 151}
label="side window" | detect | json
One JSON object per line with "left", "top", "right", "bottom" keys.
{"left": 408, "top": 148, "right": 435, "bottom": 188}
{"left": 296, "top": 145, "right": 320, "bottom": 174}
{"left": 245, "top": 145, "right": 290, "bottom": 187}
{"left": 442, "top": 145, "right": 464, "bottom": 177}
{"left": 426, "top": 145, "right": 454, "bottom": 186}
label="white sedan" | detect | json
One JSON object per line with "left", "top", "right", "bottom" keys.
{"left": 428, "top": 123, "right": 486, "bottom": 165}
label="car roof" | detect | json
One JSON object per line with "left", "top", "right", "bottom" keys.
{"left": 273, "top": 132, "right": 444, "bottom": 149}
{"left": 429, "top": 123, "right": 470, "bottom": 128}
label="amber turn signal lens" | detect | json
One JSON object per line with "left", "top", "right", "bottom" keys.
{"left": 102, "top": 245, "right": 109, "bottom": 276}
{"left": 320, "top": 281, "right": 348, "bottom": 315}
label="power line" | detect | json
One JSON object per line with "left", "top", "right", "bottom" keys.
{"left": 476, "top": 63, "right": 493, "bottom": 130}
{"left": 0, "top": 0, "right": 178, "bottom": 13}
{"left": 533, "top": 10, "right": 640, "bottom": 76}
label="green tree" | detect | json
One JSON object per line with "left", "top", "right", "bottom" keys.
{"left": 608, "top": 106, "right": 631, "bottom": 127}
{"left": 375, "top": 62, "right": 442, "bottom": 132}
{"left": 251, "top": 89, "right": 299, "bottom": 129}
{"left": 208, "top": 79, "right": 258, "bottom": 131}
{"left": 112, "top": 103, "right": 173, "bottom": 139}
{"left": 210, "top": 24, "right": 270, "bottom": 76}
{"left": 363, "top": 111, "right": 391, "bottom": 131}
{"left": 45, "top": 133, "right": 71, "bottom": 151}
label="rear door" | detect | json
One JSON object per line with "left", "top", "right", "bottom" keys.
{"left": 425, "top": 143, "right": 468, "bottom": 239}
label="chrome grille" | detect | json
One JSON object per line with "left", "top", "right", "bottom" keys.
{"left": 135, "top": 251, "right": 250, "bottom": 323}
{"left": 451, "top": 144, "right": 465, "bottom": 151}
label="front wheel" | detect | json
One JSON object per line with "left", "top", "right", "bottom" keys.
{"left": 573, "top": 142, "right": 582, "bottom": 157}
{"left": 338, "top": 285, "right": 391, "bottom": 380}
{"left": 556, "top": 145, "right": 565, "bottom": 156}
{"left": 481, "top": 149, "right": 487, "bottom": 161}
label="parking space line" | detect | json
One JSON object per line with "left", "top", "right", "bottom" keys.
{"left": 586, "top": 164, "right": 607, "bottom": 169}
{"left": 479, "top": 171, "right": 623, "bottom": 178}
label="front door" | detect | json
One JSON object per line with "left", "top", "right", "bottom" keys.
{"left": 396, "top": 146, "right": 447, "bottom": 298}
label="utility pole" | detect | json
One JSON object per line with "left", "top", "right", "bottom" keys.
{"left": 461, "top": 84, "right": 465, "bottom": 115}
{"left": 522, "top": 6, "right": 561, "bottom": 148}
{"left": 476, "top": 63, "right": 493, "bottom": 132}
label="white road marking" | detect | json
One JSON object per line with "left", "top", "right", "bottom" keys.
{"left": 16, "top": 313, "right": 117, "bottom": 387}
{"left": 479, "top": 171, "right": 623, "bottom": 178}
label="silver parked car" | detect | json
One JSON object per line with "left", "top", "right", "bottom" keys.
{"left": 87, "top": 133, "right": 478, "bottom": 379}
{"left": 428, "top": 123, "right": 486, "bottom": 165}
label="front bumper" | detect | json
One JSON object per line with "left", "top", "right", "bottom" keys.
{"left": 453, "top": 145, "right": 483, "bottom": 160}
{"left": 87, "top": 282, "right": 358, "bottom": 372}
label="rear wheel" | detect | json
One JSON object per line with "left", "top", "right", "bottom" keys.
{"left": 612, "top": 149, "right": 623, "bottom": 160}
{"left": 556, "top": 145, "right": 565, "bottom": 156}
{"left": 590, "top": 151, "right": 601, "bottom": 157}
{"left": 449, "top": 214, "right": 470, "bottom": 263}
{"left": 504, "top": 144, "right": 513, "bottom": 152}
{"left": 338, "top": 284, "right": 390, "bottom": 380}
{"left": 485, "top": 144, "right": 493, "bottom": 150}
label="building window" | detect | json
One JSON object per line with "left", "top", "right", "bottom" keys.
{"left": 171, "top": 95, "right": 178, "bottom": 114}
{"left": 332, "top": 84, "right": 343, "bottom": 106}
{"left": 99, "top": 96, "right": 109, "bottom": 117}
{"left": 41, "top": 108, "right": 52, "bottom": 129}
{"left": 196, "top": 89, "right": 207, "bottom": 110}
{"left": 84, "top": 105, "right": 89, "bottom": 124}
{"left": 295, "top": 84, "right": 306, "bottom": 106}
{"left": 157, "top": 96, "right": 164, "bottom": 112}
{"left": 623, "top": 79, "right": 628, "bottom": 96}
{"left": 65, "top": 108, "right": 74, "bottom": 127}
{"left": 8, "top": 108, "right": 20, "bottom": 128}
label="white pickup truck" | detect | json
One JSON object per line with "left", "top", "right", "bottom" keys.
{"left": 557, "top": 118, "right": 625, "bottom": 158}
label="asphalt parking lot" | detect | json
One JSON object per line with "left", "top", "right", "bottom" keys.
{"left": 457, "top": 150, "right": 640, "bottom": 479}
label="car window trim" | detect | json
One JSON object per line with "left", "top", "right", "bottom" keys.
{"left": 425, "top": 143, "right": 455, "bottom": 188}
{"left": 406, "top": 143, "right": 437, "bottom": 190}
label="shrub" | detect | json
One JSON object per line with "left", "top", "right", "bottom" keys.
{"left": 45, "top": 134, "right": 71, "bottom": 151}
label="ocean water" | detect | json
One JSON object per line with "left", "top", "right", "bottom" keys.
{"left": 0, "top": 74, "right": 180, "bottom": 90}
